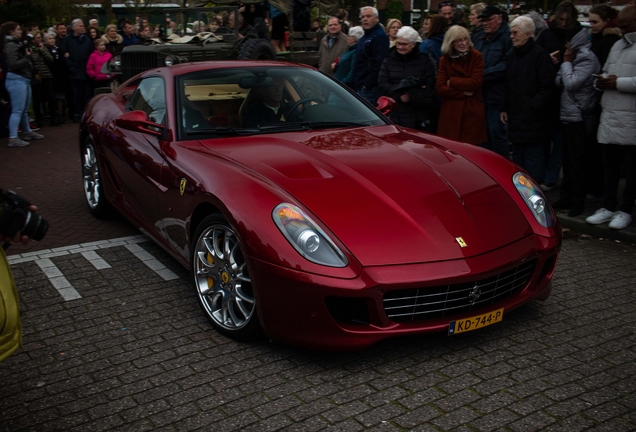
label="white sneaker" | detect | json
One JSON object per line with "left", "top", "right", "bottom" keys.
{"left": 585, "top": 208, "right": 615, "bottom": 225}
{"left": 7, "top": 137, "right": 30, "bottom": 148}
{"left": 608, "top": 211, "right": 632, "bottom": 230}
{"left": 22, "top": 131, "right": 44, "bottom": 141}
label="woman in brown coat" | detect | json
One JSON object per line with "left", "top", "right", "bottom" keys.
{"left": 436, "top": 25, "right": 487, "bottom": 145}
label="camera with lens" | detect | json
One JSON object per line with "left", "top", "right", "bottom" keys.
{"left": 0, "top": 189, "right": 48, "bottom": 242}
{"left": 20, "top": 33, "right": 34, "bottom": 52}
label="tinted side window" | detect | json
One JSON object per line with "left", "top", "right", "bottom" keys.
{"left": 128, "top": 77, "right": 166, "bottom": 123}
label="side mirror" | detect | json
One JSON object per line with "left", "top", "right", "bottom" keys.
{"left": 116, "top": 110, "right": 165, "bottom": 137}
{"left": 376, "top": 96, "right": 397, "bottom": 116}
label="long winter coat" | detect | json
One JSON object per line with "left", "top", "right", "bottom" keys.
{"left": 64, "top": 33, "right": 93, "bottom": 80}
{"left": 436, "top": 49, "right": 487, "bottom": 144}
{"left": 597, "top": 31, "right": 636, "bottom": 146}
{"left": 378, "top": 43, "right": 436, "bottom": 130}
{"left": 31, "top": 45, "right": 54, "bottom": 81}
{"left": 353, "top": 23, "right": 389, "bottom": 91}
{"left": 333, "top": 44, "right": 356, "bottom": 86}
{"left": 501, "top": 38, "right": 554, "bottom": 145}
{"left": 556, "top": 28, "right": 601, "bottom": 124}
{"left": 101, "top": 34, "right": 124, "bottom": 56}
{"left": 472, "top": 23, "right": 511, "bottom": 105}
{"left": 318, "top": 32, "right": 348, "bottom": 75}
{"left": 591, "top": 26, "right": 621, "bottom": 68}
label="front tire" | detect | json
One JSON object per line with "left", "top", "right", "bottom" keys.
{"left": 82, "top": 138, "right": 112, "bottom": 218}
{"left": 192, "top": 214, "right": 261, "bottom": 340}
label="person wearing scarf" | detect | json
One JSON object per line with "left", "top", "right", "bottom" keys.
{"left": 436, "top": 25, "right": 487, "bottom": 144}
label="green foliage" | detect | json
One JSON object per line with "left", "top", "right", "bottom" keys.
{"left": 0, "top": 0, "right": 46, "bottom": 27}
{"left": 385, "top": 1, "right": 403, "bottom": 20}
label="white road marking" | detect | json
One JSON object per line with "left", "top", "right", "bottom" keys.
{"left": 36, "top": 259, "right": 82, "bottom": 301}
{"left": 81, "top": 251, "right": 112, "bottom": 270}
{"left": 124, "top": 243, "right": 180, "bottom": 281}
{"left": 7, "top": 235, "right": 181, "bottom": 301}
{"left": 6, "top": 235, "right": 150, "bottom": 263}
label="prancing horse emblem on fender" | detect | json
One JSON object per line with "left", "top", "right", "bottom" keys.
{"left": 455, "top": 237, "right": 467, "bottom": 248}
{"left": 180, "top": 178, "right": 187, "bottom": 196}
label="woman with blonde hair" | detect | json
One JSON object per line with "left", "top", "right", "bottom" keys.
{"left": 101, "top": 24, "right": 124, "bottom": 56}
{"left": 436, "top": 25, "right": 487, "bottom": 144}
{"left": 386, "top": 18, "right": 402, "bottom": 47}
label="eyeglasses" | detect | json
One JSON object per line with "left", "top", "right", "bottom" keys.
{"left": 395, "top": 41, "right": 414, "bottom": 46}
{"left": 453, "top": 38, "right": 469, "bottom": 45}
{"left": 438, "top": 1, "right": 453, "bottom": 7}
{"left": 480, "top": 16, "right": 497, "bottom": 22}
{"left": 589, "top": 20, "right": 600, "bottom": 24}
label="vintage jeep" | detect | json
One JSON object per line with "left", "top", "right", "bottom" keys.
{"left": 108, "top": 0, "right": 336, "bottom": 81}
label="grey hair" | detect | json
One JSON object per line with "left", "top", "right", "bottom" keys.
{"left": 470, "top": 2, "right": 487, "bottom": 14}
{"left": 360, "top": 6, "right": 379, "bottom": 17}
{"left": 44, "top": 31, "right": 56, "bottom": 40}
{"left": 525, "top": 11, "right": 548, "bottom": 36}
{"left": 396, "top": 26, "right": 419, "bottom": 44}
{"left": 89, "top": 19, "right": 98, "bottom": 24}
{"left": 71, "top": 18, "right": 83, "bottom": 29}
{"left": 510, "top": 16, "right": 535, "bottom": 37}
{"left": 348, "top": 26, "right": 364, "bottom": 41}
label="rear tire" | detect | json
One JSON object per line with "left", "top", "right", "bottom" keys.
{"left": 237, "top": 38, "right": 277, "bottom": 60}
{"left": 81, "top": 137, "right": 112, "bottom": 218}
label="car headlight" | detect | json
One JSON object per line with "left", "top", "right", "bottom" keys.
{"left": 113, "top": 55, "right": 121, "bottom": 68}
{"left": 165, "top": 55, "right": 176, "bottom": 66}
{"left": 513, "top": 172, "right": 556, "bottom": 228}
{"left": 273, "top": 203, "right": 348, "bottom": 267}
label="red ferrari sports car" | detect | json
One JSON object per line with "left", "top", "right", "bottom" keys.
{"left": 80, "top": 61, "right": 561, "bottom": 350}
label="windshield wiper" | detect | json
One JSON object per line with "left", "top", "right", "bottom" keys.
{"left": 242, "top": 123, "right": 312, "bottom": 133}
{"left": 300, "top": 121, "right": 372, "bottom": 129}
{"left": 185, "top": 127, "right": 246, "bottom": 136}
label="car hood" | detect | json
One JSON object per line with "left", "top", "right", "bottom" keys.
{"left": 202, "top": 126, "right": 532, "bottom": 266}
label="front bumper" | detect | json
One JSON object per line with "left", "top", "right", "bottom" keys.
{"left": 250, "top": 234, "right": 559, "bottom": 351}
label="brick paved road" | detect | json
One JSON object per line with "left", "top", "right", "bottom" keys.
{"left": 0, "top": 123, "right": 138, "bottom": 255}
{"left": 1, "top": 234, "right": 635, "bottom": 431}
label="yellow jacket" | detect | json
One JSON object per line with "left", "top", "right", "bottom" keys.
{"left": 0, "top": 247, "right": 22, "bottom": 362}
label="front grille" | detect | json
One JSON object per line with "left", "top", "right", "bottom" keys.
{"left": 122, "top": 52, "right": 158, "bottom": 81}
{"left": 383, "top": 260, "right": 536, "bottom": 322}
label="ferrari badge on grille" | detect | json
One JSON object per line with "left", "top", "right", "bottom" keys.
{"left": 455, "top": 237, "right": 467, "bottom": 248}
{"left": 180, "top": 178, "right": 187, "bottom": 196}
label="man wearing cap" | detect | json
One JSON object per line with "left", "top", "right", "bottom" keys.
{"left": 472, "top": 6, "right": 512, "bottom": 158}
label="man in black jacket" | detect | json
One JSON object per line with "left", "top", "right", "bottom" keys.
{"left": 64, "top": 19, "right": 93, "bottom": 122}
{"left": 353, "top": 7, "right": 389, "bottom": 105}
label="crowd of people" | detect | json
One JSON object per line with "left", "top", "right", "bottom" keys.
{"left": 317, "top": 2, "right": 636, "bottom": 230}
{"left": 0, "top": 17, "right": 133, "bottom": 145}
{"left": 1, "top": 1, "right": 635, "bottom": 230}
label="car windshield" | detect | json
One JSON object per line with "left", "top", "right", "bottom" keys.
{"left": 176, "top": 66, "right": 387, "bottom": 139}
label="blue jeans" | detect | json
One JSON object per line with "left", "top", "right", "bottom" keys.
{"left": 483, "top": 104, "right": 510, "bottom": 158}
{"left": 512, "top": 142, "right": 546, "bottom": 184}
{"left": 358, "top": 86, "right": 381, "bottom": 107}
{"left": 5, "top": 72, "right": 32, "bottom": 138}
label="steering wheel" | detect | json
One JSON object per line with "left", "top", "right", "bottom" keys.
{"left": 288, "top": 97, "right": 324, "bottom": 121}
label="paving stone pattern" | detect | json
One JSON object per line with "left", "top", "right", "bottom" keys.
{"left": 1, "top": 236, "right": 635, "bottom": 431}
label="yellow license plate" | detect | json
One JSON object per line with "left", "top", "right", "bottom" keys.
{"left": 448, "top": 308, "right": 504, "bottom": 335}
